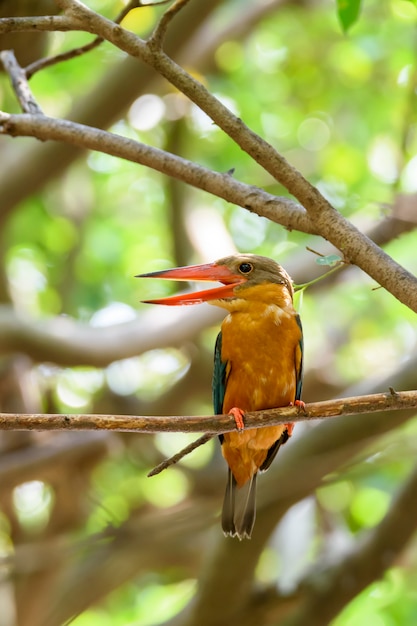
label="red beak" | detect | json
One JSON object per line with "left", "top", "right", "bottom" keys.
{"left": 136, "top": 262, "right": 245, "bottom": 305}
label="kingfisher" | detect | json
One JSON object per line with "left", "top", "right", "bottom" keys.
{"left": 137, "top": 254, "right": 303, "bottom": 539}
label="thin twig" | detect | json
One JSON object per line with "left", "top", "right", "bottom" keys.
{"left": 147, "top": 432, "right": 215, "bottom": 476}
{"left": 295, "top": 262, "right": 345, "bottom": 291}
{"left": 0, "top": 51, "right": 43, "bottom": 114}
{"left": 25, "top": 0, "right": 140, "bottom": 79}
{"left": 148, "top": 0, "right": 192, "bottom": 49}
{"left": 25, "top": 36, "right": 103, "bottom": 79}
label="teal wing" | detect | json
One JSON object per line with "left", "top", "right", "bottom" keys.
{"left": 212, "top": 331, "right": 227, "bottom": 416}
{"left": 295, "top": 313, "right": 303, "bottom": 402}
{"left": 214, "top": 331, "right": 256, "bottom": 538}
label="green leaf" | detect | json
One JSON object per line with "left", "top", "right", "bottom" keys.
{"left": 315, "top": 254, "right": 342, "bottom": 266}
{"left": 337, "top": 0, "right": 362, "bottom": 32}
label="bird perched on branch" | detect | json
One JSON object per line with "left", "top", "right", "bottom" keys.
{"left": 138, "top": 254, "right": 303, "bottom": 539}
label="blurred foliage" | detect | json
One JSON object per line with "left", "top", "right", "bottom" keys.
{"left": 1, "top": 0, "right": 417, "bottom": 625}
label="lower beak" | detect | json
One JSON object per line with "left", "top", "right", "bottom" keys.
{"left": 136, "top": 262, "right": 245, "bottom": 305}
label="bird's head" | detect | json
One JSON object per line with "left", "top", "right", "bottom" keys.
{"left": 137, "top": 254, "right": 294, "bottom": 307}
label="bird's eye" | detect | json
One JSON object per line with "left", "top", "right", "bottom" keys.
{"left": 239, "top": 262, "right": 253, "bottom": 274}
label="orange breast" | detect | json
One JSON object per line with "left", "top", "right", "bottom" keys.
{"left": 220, "top": 298, "right": 301, "bottom": 486}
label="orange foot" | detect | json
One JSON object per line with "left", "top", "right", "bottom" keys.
{"left": 290, "top": 399, "right": 306, "bottom": 411}
{"left": 228, "top": 407, "right": 245, "bottom": 431}
{"left": 285, "top": 422, "right": 295, "bottom": 437}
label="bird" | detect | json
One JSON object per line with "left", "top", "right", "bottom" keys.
{"left": 137, "top": 254, "right": 303, "bottom": 539}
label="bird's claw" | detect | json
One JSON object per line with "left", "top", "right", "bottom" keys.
{"left": 291, "top": 399, "right": 306, "bottom": 412}
{"left": 228, "top": 407, "right": 245, "bottom": 431}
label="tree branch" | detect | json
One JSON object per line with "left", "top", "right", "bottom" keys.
{"left": 43, "top": 1, "right": 417, "bottom": 312}
{"left": 177, "top": 369, "right": 417, "bottom": 626}
{"left": 35, "top": 499, "right": 213, "bottom": 626}
{"left": 25, "top": 0, "right": 143, "bottom": 79}
{"left": 0, "top": 304, "right": 221, "bottom": 366}
{"left": 0, "top": 15, "right": 81, "bottom": 34}
{"left": 148, "top": 0, "right": 192, "bottom": 49}
{"left": 240, "top": 449, "right": 417, "bottom": 626}
{"left": 2, "top": 3, "right": 417, "bottom": 312}
{"left": 0, "top": 112, "right": 313, "bottom": 233}
{"left": 148, "top": 433, "right": 214, "bottom": 476}
{"left": 0, "top": 0, "right": 223, "bottom": 229}
{"left": 0, "top": 50, "right": 43, "bottom": 114}
{"left": 0, "top": 3, "right": 415, "bottom": 624}
{"left": 0, "top": 390, "right": 416, "bottom": 433}
{"left": 0, "top": 432, "right": 109, "bottom": 490}
{"left": 281, "top": 459, "right": 417, "bottom": 626}
{"left": 148, "top": 386, "right": 417, "bottom": 475}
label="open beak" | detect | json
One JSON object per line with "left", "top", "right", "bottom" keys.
{"left": 136, "top": 262, "right": 246, "bottom": 305}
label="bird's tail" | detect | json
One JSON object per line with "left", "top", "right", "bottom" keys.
{"left": 221, "top": 470, "right": 257, "bottom": 540}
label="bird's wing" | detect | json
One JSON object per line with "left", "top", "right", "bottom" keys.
{"left": 214, "top": 331, "right": 257, "bottom": 538}
{"left": 295, "top": 313, "right": 304, "bottom": 402}
{"left": 212, "top": 331, "right": 228, "bottom": 416}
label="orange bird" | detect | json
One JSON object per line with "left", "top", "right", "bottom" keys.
{"left": 138, "top": 254, "right": 303, "bottom": 539}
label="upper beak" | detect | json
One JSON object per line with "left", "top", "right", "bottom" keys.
{"left": 136, "top": 262, "right": 245, "bottom": 305}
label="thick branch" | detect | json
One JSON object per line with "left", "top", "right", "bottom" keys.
{"left": 282, "top": 459, "right": 417, "bottom": 626}
{"left": 0, "top": 432, "right": 109, "bottom": 490}
{"left": 0, "top": 0, "right": 223, "bottom": 229}
{"left": 0, "top": 112, "right": 313, "bottom": 233}
{"left": 241, "top": 450, "right": 417, "bottom": 626}
{"left": 0, "top": 304, "right": 220, "bottom": 366}
{"left": 2, "top": 6, "right": 417, "bottom": 310}
{"left": 47, "top": 0, "right": 417, "bottom": 313}
{"left": 0, "top": 15, "right": 81, "bottom": 33}
{"left": 0, "top": 390, "right": 416, "bottom": 432}
{"left": 35, "top": 500, "right": 212, "bottom": 626}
